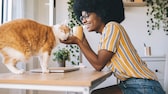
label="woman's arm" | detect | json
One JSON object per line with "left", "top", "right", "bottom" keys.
{"left": 61, "top": 35, "right": 114, "bottom": 71}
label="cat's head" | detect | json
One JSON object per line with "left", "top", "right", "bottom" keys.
{"left": 52, "top": 24, "right": 70, "bottom": 41}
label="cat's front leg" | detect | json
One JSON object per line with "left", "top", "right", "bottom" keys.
{"left": 5, "top": 62, "right": 25, "bottom": 74}
{"left": 39, "top": 52, "right": 50, "bottom": 73}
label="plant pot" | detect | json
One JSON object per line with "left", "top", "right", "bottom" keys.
{"left": 57, "top": 61, "right": 66, "bottom": 67}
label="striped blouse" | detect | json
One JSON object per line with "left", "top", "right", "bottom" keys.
{"left": 98, "top": 22, "right": 158, "bottom": 81}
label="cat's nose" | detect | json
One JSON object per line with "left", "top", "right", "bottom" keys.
{"left": 61, "top": 35, "right": 69, "bottom": 41}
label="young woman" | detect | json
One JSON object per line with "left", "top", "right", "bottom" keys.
{"left": 61, "top": 0, "right": 165, "bottom": 94}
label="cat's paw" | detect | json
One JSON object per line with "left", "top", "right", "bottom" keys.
{"left": 42, "top": 69, "right": 50, "bottom": 73}
{"left": 12, "top": 69, "right": 25, "bottom": 74}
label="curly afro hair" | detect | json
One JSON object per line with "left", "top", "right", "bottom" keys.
{"left": 73, "top": 0, "right": 125, "bottom": 24}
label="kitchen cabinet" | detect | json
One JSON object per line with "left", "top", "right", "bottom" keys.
{"left": 141, "top": 56, "right": 168, "bottom": 93}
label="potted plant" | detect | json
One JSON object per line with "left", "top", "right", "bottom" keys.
{"left": 52, "top": 47, "right": 70, "bottom": 67}
{"left": 146, "top": 0, "right": 168, "bottom": 35}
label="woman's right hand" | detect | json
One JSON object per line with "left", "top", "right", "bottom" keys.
{"left": 61, "top": 32, "right": 86, "bottom": 44}
{"left": 60, "top": 35, "right": 81, "bottom": 44}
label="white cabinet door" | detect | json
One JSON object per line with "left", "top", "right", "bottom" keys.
{"left": 141, "top": 56, "right": 167, "bottom": 92}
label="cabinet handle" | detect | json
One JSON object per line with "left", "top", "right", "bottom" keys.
{"left": 155, "top": 69, "right": 158, "bottom": 72}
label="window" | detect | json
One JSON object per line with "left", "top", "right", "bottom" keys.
{"left": 0, "top": 0, "right": 2, "bottom": 24}
{"left": 0, "top": 0, "right": 12, "bottom": 24}
{"left": 0, "top": 0, "right": 53, "bottom": 25}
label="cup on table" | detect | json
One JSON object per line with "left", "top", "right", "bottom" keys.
{"left": 73, "top": 26, "right": 83, "bottom": 41}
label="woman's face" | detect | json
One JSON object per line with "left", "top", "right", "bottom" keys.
{"left": 80, "top": 11, "right": 105, "bottom": 33}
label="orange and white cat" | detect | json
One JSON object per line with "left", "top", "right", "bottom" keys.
{"left": 0, "top": 19, "right": 70, "bottom": 74}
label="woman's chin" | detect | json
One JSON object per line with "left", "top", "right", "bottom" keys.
{"left": 87, "top": 28, "right": 94, "bottom": 32}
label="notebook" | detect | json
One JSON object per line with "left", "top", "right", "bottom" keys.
{"left": 30, "top": 67, "right": 80, "bottom": 73}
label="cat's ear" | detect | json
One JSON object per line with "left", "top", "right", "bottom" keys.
{"left": 61, "top": 19, "right": 69, "bottom": 26}
{"left": 53, "top": 24, "right": 60, "bottom": 31}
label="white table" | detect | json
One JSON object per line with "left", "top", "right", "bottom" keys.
{"left": 0, "top": 67, "right": 112, "bottom": 94}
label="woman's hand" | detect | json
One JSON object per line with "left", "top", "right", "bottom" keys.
{"left": 60, "top": 36, "right": 80, "bottom": 44}
{"left": 61, "top": 32, "right": 86, "bottom": 44}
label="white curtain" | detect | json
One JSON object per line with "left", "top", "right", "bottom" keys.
{"left": 12, "top": 0, "right": 24, "bottom": 19}
{"left": 2, "top": 0, "right": 24, "bottom": 23}
{"left": 2, "top": 0, "right": 12, "bottom": 23}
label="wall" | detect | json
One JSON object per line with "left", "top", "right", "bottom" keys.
{"left": 122, "top": 7, "right": 168, "bottom": 57}
{"left": 56, "top": 0, "right": 69, "bottom": 23}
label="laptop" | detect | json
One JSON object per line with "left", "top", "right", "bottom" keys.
{"left": 30, "top": 67, "right": 80, "bottom": 73}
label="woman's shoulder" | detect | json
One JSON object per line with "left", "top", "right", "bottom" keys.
{"left": 105, "top": 21, "right": 122, "bottom": 30}
{"left": 106, "top": 21, "right": 120, "bottom": 26}
{"left": 105, "top": 21, "right": 126, "bottom": 33}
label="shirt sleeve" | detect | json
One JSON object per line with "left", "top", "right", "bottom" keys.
{"left": 99, "top": 22, "right": 120, "bottom": 53}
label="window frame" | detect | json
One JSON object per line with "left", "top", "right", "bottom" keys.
{"left": 0, "top": 0, "right": 2, "bottom": 24}
{"left": 1, "top": 0, "right": 12, "bottom": 24}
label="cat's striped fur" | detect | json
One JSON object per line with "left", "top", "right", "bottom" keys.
{"left": 0, "top": 19, "right": 70, "bottom": 74}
